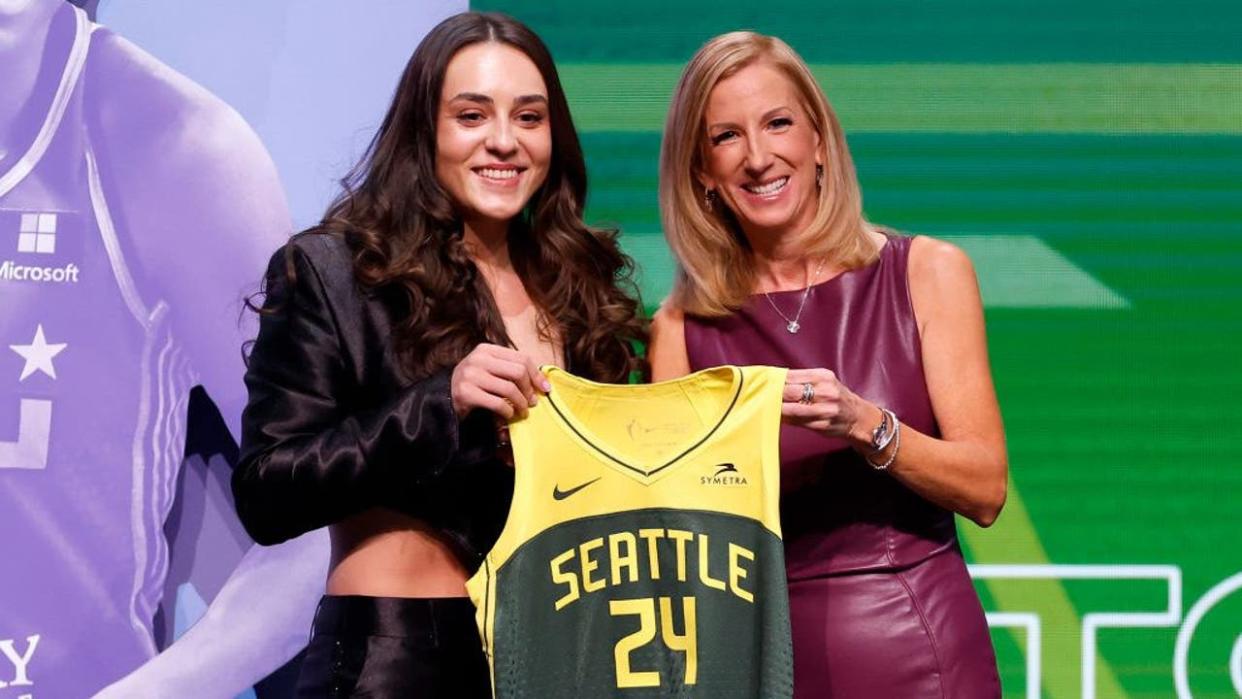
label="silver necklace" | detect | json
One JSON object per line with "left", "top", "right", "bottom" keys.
{"left": 763, "top": 259, "right": 825, "bottom": 334}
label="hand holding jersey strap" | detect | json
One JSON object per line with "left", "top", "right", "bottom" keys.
{"left": 779, "top": 367, "right": 883, "bottom": 446}
{"left": 450, "top": 342, "right": 551, "bottom": 420}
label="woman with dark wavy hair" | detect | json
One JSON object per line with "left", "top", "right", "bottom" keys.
{"left": 232, "top": 12, "right": 646, "bottom": 698}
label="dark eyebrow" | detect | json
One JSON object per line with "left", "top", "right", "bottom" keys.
{"left": 450, "top": 92, "right": 492, "bottom": 105}
{"left": 448, "top": 92, "right": 548, "bottom": 106}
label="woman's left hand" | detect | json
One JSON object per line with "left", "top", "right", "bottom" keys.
{"left": 781, "top": 368, "right": 879, "bottom": 444}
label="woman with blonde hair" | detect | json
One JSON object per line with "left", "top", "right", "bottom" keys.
{"left": 650, "top": 31, "right": 1006, "bottom": 697}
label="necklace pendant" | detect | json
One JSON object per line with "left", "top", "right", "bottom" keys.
{"left": 786, "top": 320, "right": 801, "bottom": 334}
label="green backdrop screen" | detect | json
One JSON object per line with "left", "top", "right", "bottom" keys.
{"left": 477, "top": 1, "right": 1242, "bottom": 696}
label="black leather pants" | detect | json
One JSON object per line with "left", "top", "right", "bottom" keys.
{"left": 296, "top": 595, "right": 491, "bottom": 698}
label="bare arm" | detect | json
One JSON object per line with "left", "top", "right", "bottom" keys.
{"left": 896, "top": 235, "right": 1008, "bottom": 526}
{"left": 783, "top": 236, "right": 1008, "bottom": 526}
{"left": 649, "top": 303, "right": 691, "bottom": 381}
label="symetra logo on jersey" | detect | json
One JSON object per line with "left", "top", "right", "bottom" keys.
{"left": 701, "top": 462, "right": 749, "bottom": 487}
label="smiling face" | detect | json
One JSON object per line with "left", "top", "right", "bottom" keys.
{"left": 699, "top": 60, "right": 822, "bottom": 241}
{"left": 435, "top": 41, "right": 552, "bottom": 230}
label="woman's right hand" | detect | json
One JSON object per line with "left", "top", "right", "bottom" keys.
{"left": 450, "top": 343, "right": 552, "bottom": 420}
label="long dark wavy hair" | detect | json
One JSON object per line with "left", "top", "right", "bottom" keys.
{"left": 304, "top": 12, "right": 646, "bottom": 382}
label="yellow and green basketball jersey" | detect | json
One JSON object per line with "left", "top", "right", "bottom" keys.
{"left": 466, "top": 365, "right": 793, "bottom": 698}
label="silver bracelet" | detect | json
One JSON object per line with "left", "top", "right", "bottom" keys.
{"left": 869, "top": 407, "right": 898, "bottom": 452}
{"left": 866, "top": 410, "right": 900, "bottom": 471}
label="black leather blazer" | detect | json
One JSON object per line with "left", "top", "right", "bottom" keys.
{"left": 232, "top": 232, "right": 512, "bottom": 565}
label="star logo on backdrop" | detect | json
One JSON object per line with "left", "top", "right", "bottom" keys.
{"left": 9, "top": 324, "right": 68, "bottom": 381}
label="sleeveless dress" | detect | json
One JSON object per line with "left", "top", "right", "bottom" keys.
{"left": 684, "top": 233, "right": 1000, "bottom": 698}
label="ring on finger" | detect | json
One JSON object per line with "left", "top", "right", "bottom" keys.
{"left": 799, "top": 382, "right": 815, "bottom": 405}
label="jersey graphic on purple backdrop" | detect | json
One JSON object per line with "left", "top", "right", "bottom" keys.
{"left": 1, "top": 2, "right": 327, "bottom": 697}
{"left": 0, "top": 7, "right": 181, "bottom": 691}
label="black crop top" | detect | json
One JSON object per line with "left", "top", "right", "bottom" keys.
{"left": 232, "top": 232, "right": 513, "bottom": 566}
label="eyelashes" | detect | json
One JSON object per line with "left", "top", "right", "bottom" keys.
{"left": 454, "top": 111, "right": 547, "bottom": 127}
{"left": 708, "top": 117, "right": 795, "bottom": 146}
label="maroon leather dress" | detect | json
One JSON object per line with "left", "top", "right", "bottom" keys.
{"left": 684, "top": 234, "right": 1000, "bottom": 698}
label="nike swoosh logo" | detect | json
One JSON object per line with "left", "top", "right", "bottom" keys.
{"left": 553, "top": 477, "right": 601, "bottom": 501}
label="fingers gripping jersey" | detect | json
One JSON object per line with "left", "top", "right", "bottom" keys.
{"left": 466, "top": 366, "right": 793, "bottom": 698}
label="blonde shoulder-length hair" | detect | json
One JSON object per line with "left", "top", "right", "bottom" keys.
{"left": 659, "top": 31, "right": 877, "bottom": 317}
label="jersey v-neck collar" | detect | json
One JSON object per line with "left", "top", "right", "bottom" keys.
{"left": 542, "top": 365, "right": 745, "bottom": 480}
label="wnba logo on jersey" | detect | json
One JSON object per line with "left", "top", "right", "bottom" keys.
{"left": 0, "top": 634, "right": 39, "bottom": 694}
{"left": 701, "top": 462, "right": 749, "bottom": 487}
